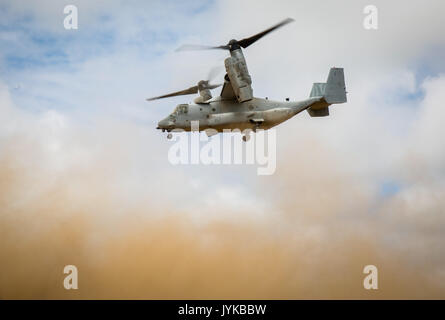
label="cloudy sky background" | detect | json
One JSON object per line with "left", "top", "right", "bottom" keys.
{"left": 1, "top": 0, "right": 445, "bottom": 298}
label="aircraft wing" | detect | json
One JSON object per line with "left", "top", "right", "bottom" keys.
{"left": 219, "top": 77, "right": 237, "bottom": 101}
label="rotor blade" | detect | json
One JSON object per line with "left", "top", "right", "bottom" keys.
{"left": 175, "top": 44, "right": 230, "bottom": 52}
{"left": 207, "top": 66, "right": 224, "bottom": 82}
{"left": 207, "top": 83, "right": 223, "bottom": 90}
{"left": 237, "top": 18, "right": 294, "bottom": 48}
{"left": 146, "top": 86, "right": 198, "bottom": 101}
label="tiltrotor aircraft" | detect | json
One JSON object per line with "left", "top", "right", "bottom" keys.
{"left": 148, "top": 18, "right": 347, "bottom": 141}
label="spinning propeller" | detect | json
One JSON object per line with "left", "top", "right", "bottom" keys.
{"left": 176, "top": 18, "right": 294, "bottom": 52}
{"left": 146, "top": 67, "right": 223, "bottom": 101}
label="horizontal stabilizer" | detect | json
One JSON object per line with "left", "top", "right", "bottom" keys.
{"left": 307, "top": 106, "right": 329, "bottom": 117}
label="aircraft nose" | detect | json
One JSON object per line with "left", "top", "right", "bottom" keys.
{"left": 157, "top": 118, "right": 173, "bottom": 129}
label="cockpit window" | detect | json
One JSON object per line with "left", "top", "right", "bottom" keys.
{"left": 173, "top": 104, "right": 188, "bottom": 115}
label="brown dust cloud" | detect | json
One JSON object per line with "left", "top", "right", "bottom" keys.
{"left": 1, "top": 104, "right": 444, "bottom": 299}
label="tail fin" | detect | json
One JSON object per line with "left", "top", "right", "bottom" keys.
{"left": 324, "top": 67, "right": 347, "bottom": 104}
{"left": 310, "top": 83, "right": 327, "bottom": 98}
{"left": 309, "top": 68, "right": 347, "bottom": 104}
{"left": 307, "top": 68, "right": 346, "bottom": 117}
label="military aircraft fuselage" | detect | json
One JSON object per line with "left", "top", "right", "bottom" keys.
{"left": 157, "top": 96, "right": 326, "bottom": 133}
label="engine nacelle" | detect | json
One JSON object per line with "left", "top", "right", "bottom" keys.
{"left": 194, "top": 81, "right": 213, "bottom": 104}
{"left": 224, "top": 49, "right": 253, "bottom": 102}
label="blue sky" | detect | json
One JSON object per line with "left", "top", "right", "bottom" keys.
{"left": 0, "top": 1, "right": 215, "bottom": 117}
